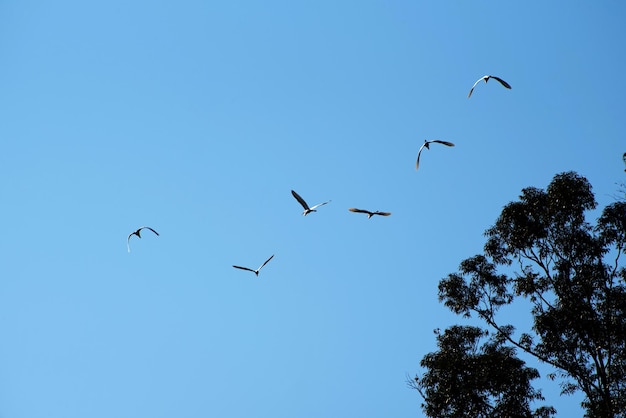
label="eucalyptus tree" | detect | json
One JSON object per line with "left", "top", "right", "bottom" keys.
{"left": 412, "top": 172, "right": 626, "bottom": 418}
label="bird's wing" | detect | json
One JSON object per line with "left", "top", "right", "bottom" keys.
{"left": 467, "top": 76, "right": 487, "bottom": 98}
{"left": 139, "top": 226, "right": 160, "bottom": 236}
{"left": 490, "top": 76, "right": 511, "bottom": 89}
{"left": 127, "top": 232, "right": 136, "bottom": 252}
{"left": 349, "top": 208, "right": 370, "bottom": 214}
{"left": 416, "top": 142, "right": 428, "bottom": 170}
{"left": 258, "top": 254, "right": 274, "bottom": 271}
{"left": 374, "top": 211, "right": 391, "bottom": 216}
{"left": 291, "top": 190, "right": 310, "bottom": 210}
{"left": 309, "top": 200, "right": 330, "bottom": 211}
{"left": 233, "top": 265, "right": 256, "bottom": 273}
{"left": 431, "top": 140, "right": 455, "bottom": 147}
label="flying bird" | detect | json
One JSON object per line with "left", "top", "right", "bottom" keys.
{"left": 348, "top": 208, "right": 391, "bottom": 218}
{"left": 291, "top": 190, "right": 331, "bottom": 216}
{"left": 468, "top": 75, "right": 511, "bottom": 98}
{"left": 416, "top": 140, "right": 455, "bottom": 170}
{"left": 623, "top": 152, "right": 626, "bottom": 172}
{"left": 127, "top": 226, "right": 159, "bottom": 252}
{"left": 232, "top": 254, "right": 275, "bottom": 276}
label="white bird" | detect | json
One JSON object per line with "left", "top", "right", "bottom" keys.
{"left": 348, "top": 208, "right": 391, "bottom": 218}
{"left": 127, "top": 226, "right": 159, "bottom": 252}
{"left": 291, "top": 190, "right": 330, "bottom": 216}
{"left": 233, "top": 254, "right": 274, "bottom": 276}
{"left": 416, "top": 140, "right": 455, "bottom": 170}
{"left": 468, "top": 75, "right": 511, "bottom": 98}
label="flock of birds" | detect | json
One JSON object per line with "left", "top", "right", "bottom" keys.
{"left": 127, "top": 74, "right": 514, "bottom": 274}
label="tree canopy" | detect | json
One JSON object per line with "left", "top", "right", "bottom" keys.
{"left": 412, "top": 172, "right": 626, "bottom": 417}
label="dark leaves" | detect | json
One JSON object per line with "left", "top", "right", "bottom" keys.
{"left": 415, "top": 325, "right": 551, "bottom": 418}
{"left": 439, "top": 255, "right": 512, "bottom": 321}
{"left": 416, "top": 172, "right": 626, "bottom": 417}
{"left": 597, "top": 201, "right": 626, "bottom": 249}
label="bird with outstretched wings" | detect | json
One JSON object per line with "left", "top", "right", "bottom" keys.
{"left": 233, "top": 254, "right": 275, "bottom": 276}
{"left": 127, "top": 226, "right": 159, "bottom": 252}
{"left": 291, "top": 190, "right": 331, "bottom": 216}
{"left": 348, "top": 208, "right": 391, "bottom": 219}
{"left": 468, "top": 75, "right": 511, "bottom": 98}
{"left": 416, "top": 140, "right": 455, "bottom": 170}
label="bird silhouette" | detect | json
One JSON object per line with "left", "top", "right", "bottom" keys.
{"left": 127, "top": 226, "right": 159, "bottom": 252}
{"left": 468, "top": 75, "right": 511, "bottom": 98}
{"left": 348, "top": 208, "right": 391, "bottom": 218}
{"left": 623, "top": 152, "right": 626, "bottom": 172}
{"left": 232, "top": 254, "right": 274, "bottom": 276}
{"left": 416, "top": 140, "right": 455, "bottom": 170}
{"left": 291, "top": 190, "right": 330, "bottom": 216}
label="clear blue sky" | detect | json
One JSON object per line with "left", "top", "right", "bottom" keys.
{"left": 0, "top": 1, "right": 624, "bottom": 417}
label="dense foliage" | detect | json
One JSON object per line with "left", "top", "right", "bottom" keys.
{"left": 412, "top": 172, "right": 626, "bottom": 417}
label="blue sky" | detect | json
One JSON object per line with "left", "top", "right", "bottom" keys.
{"left": 0, "top": 1, "right": 624, "bottom": 417}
